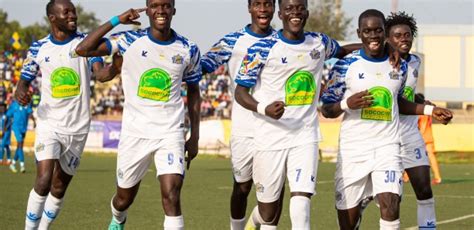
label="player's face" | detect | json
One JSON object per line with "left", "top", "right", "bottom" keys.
{"left": 147, "top": 0, "right": 175, "bottom": 31}
{"left": 387, "top": 24, "right": 413, "bottom": 56}
{"left": 357, "top": 16, "right": 385, "bottom": 57}
{"left": 49, "top": 1, "right": 77, "bottom": 33}
{"left": 249, "top": 0, "right": 275, "bottom": 31}
{"left": 279, "top": 0, "right": 308, "bottom": 36}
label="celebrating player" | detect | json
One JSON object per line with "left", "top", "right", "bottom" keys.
{"left": 235, "top": 0, "right": 359, "bottom": 228}
{"left": 386, "top": 11, "right": 439, "bottom": 229}
{"left": 75, "top": 0, "right": 201, "bottom": 229}
{"left": 201, "top": 0, "right": 286, "bottom": 229}
{"left": 321, "top": 9, "right": 452, "bottom": 230}
{"left": 17, "top": 0, "right": 118, "bottom": 229}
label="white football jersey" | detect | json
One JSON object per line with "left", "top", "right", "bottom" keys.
{"left": 201, "top": 25, "right": 275, "bottom": 137}
{"left": 321, "top": 49, "right": 408, "bottom": 161}
{"left": 106, "top": 28, "right": 201, "bottom": 139}
{"left": 21, "top": 33, "right": 102, "bottom": 134}
{"left": 236, "top": 30, "right": 340, "bottom": 150}
{"left": 399, "top": 54, "right": 423, "bottom": 143}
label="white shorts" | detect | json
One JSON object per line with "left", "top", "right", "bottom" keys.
{"left": 230, "top": 136, "right": 255, "bottom": 183}
{"left": 34, "top": 128, "right": 88, "bottom": 176}
{"left": 116, "top": 134, "right": 185, "bottom": 189}
{"left": 253, "top": 143, "right": 319, "bottom": 203}
{"left": 401, "top": 135, "right": 429, "bottom": 169}
{"left": 335, "top": 144, "right": 403, "bottom": 210}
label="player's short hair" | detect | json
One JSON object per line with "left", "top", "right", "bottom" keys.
{"left": 248, "top": 0, "right": 276, "bottom": 6}
{"left": 46, "top": 0, "right": 72, "bottom": 16}
{"left": 386, "top": 11, "right": 418, "bottom": 37}
{"left": 358, "top": 9, "right": 385, "bottom": 28}
{"left": 147, "top": 0, "right": 175, "bottom": 6}
{"left": 277, "top": 0, "right": 307, "bottom": 6}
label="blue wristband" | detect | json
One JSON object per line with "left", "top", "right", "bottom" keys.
{"left": 110, "top": 16, "right": 120, "bottom": 27}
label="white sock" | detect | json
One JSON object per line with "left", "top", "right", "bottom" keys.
{"left": 417, "top": 198, "right": 436, "bottom": 228}
{"left": 12, "top": 160, "right": 16, "bottom": 165}
{"left": 111, "top": 198, "right": 127, "bottom": 224}
{"left": 290, "top": 196, "right": 311, "bottom": 229}
{"left": 20, "top": 161, "right": 25, "bottom": 167}
{"left": 38, "top": 194, "right": 64, "bottom": 229}
{"left": 249, "top": 206, "right": 265, "bottom": 226}
{"left": 25, "top": 189, "right": 47, "bottom": 230}
{"left": 164, "top": 215, "right": 184, "bottom": 230}
{"left": 230, "top": 217, "right": 246, "bottom": 230}
{"left": 260, "top": 225, "right": 277, "bottom": 230}
{"left": 379, "top": 218, "right": 400, "bottom": 230}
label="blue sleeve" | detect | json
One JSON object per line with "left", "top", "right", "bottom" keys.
{"left": 321, "top": 59, "right": 349, "bottom": 104}
{"left": 183, "top": 43, "right": 202, "bottom": 85}
{"left": 5, "top": 103, "right": 15, "bottom": 118}
{"left": 21, "top": 41, "right": 44, "bottom": 82}
{"left": 398, "top": 61, "right": 409, "bottom": 98}
{"left": 235, "top": 39, "right": 277, "bottom": 88}
{"left": 201, "top": 32, "right": 242, "bottom": 73}
{"left": 320, "top": 33, "right": 341, "bottom": 60}
{"left": 106, "top": 29, "right": 145, "bottom": 55}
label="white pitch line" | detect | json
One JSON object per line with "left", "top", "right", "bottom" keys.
{"left": 404, "top": 214, "right": 474, "bottom": 230}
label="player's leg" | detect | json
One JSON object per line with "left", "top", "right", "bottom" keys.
{"left": 109, "top": 135, "right": 153, "bottom": 229}
{"left": 229, "top": 136, "right": 254, "bottom": 230}
{"left": 17, "top": 140, "right": 25, "bottom": 173}
{"left": 402, "top": 138, "right": 436, "bottom": 229}
{"left": 247, "top": 149, "right": 286, "bottom": 229}
{"left": 154, "top": 134, "right": 186, "bottom": 230}
{"left": 25, "top": 130, "right": 60, "bottom": 229}
{"left": 38, "top": 133, "right": 87, "bottom": 229}
{"left": 335, "top": 156, "right": 374, "bottom": 230}
{"left": 286, "top": 143, "right": 319, "bottom": 229}
{"left": 373, "top": 144, "right": 403, "bottom": 229}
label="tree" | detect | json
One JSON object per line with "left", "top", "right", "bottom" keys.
{"left": 306, "top": 0, "right": 351, "bottom": 41}
{"left": 75, "top": 4, "right": 101, "bottom": 33}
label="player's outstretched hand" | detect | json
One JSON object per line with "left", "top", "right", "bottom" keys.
{"left": 15, "top": 88, "right": 32, "bottom": 106}
{"left": 118, "top": 8, "right": 147, "bottom": 25}
{"left": 185, "top": 138, "right": 198, "bottom": 170}
{"left": 265, "top": 101, "right": 285, "bottom": 120}
{"left": 347, "top": 90, "right": 373, "bottom": 109}
{"left": 432, "top": 107, "right": 453, "bottom": 125}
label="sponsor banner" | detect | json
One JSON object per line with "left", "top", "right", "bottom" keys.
{"left": 103, "top": 121, "right": 122, "bottom": 148}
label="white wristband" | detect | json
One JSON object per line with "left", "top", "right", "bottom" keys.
{"left": 423, "top": 105, "right": 434, "bottom": 116}
{"left": 340, "top": 98, "right": 349, "bottom": 111}
{"left": 257, "top": 102, "right": 268, "bottom": 115}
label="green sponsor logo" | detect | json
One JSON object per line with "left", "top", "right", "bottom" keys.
{"left": 50, "top": 67, "right": 80, "bottom": 98}
{"left": 361, "top": 86, "right": 393, "bottom": 121}
{"left": 403, "top": 86, "right": 415, "bottom": 102}
{"left": 285, "top": 71, "right": 316, "bottom": 106}
{"left": 138, "top": 68, "right": 171, "bottom": 102}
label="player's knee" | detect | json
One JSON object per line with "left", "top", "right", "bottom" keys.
{"left": 34, "top": 176, "right": 52, "bottom": 196}
{"left": 162, "top": 187, "right": 181, "bottom": 207}
{"left": 414, "top": 186, "right": 433, "bottom": 200}
{"left": 114, "top": 195, "right": 134, "bottom": 210}
{"left": 234, "top": 181, "right": 252, "bottom": 196}
{"left": 258, "top": 204, "right": 279, "bottom": 223}
{"left": 378, "top": 193, "right": 400, "bottom": 220}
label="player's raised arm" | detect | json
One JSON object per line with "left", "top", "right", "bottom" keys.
{"left": 93, "top": 54, "right": 123, "bottom": 83}
{"left": 75, "top": 7, "right": 147, "bottom": 57}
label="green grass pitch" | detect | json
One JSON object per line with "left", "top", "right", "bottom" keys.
{"left": 1, "top": 153, "right": 473, "bottom": 229}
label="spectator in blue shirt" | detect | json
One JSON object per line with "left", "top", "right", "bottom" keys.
{"left": 7, "top": 100, "right": 35, "bottom": 173}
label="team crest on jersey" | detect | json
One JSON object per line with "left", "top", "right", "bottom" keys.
{"left": 172, "top": 54, "right": 184, "bottom": 64}
{"left": 309, "top": 48, "right": 320, "bottom": 60}
{"left": 389, "top": 70, "right": 400, "bottom": 80}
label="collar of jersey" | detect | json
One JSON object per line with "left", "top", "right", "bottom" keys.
{"left": 360, "top": 48, "right": 388, "bottom": 62}
{"left": 49, "top": 32, "right": 78, "bottom": 45}
{"left": 277, "top": 30, "right": 305, "bottom": 45}
{"left": 244, "top": 24, "right": 273, "bottom": 38}
{"left": 147, "top": 28, "right": 177, "bottom": 45}
{"left": 404, "top": 54, "right": 413, "bottom": 63}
